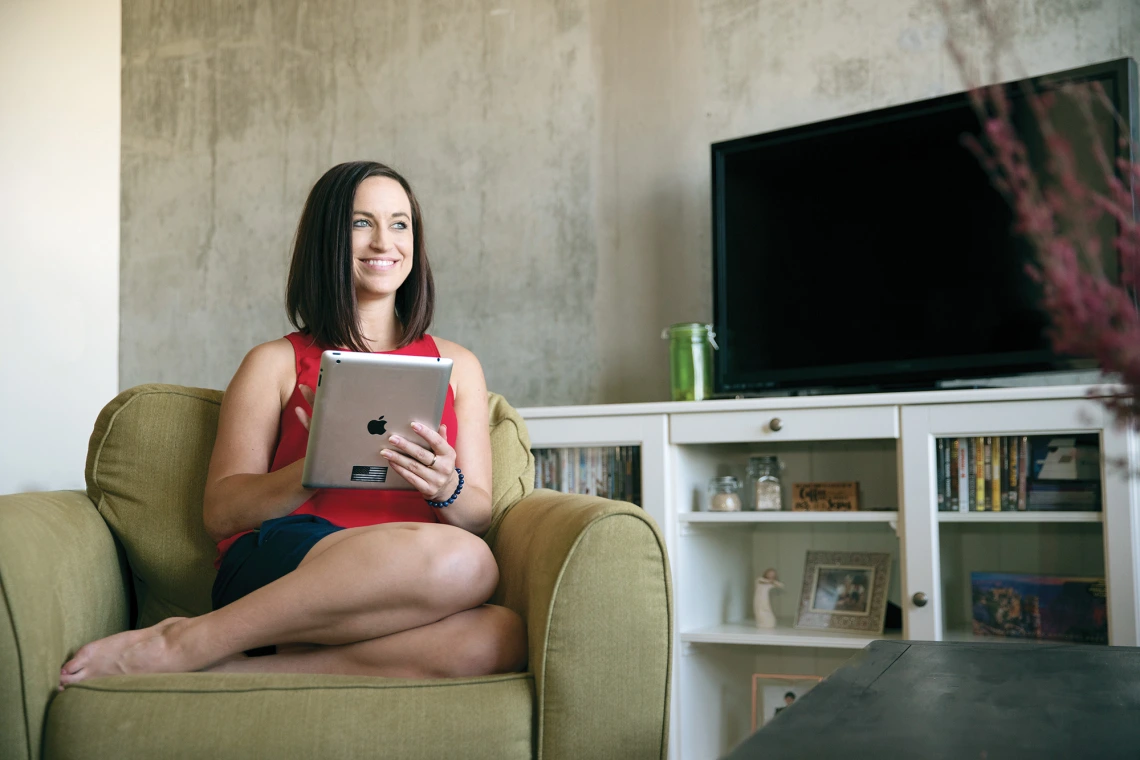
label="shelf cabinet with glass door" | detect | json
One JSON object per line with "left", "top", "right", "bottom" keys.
{"left": 519, "top": 411, "right": 669, "bottom": 534}
{"left": 672, "top": 404, "right": 904, "bottom": 760}
{"left": 531, "top": 445, "right": 643, "bottom": 506}
{"left": 676, "top": 439, "right": 903, "bottom": 644}
{"left": 900, "top": 397, "right": 1140, "bottom": 647}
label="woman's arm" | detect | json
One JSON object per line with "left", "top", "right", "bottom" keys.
{"left": 382, "top": 340, "right": 494, "bottom": 536}
{"left": 202, "top": 339, "right": 314, "bottom": 543}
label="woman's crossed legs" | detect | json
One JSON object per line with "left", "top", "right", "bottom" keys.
{"left": 59, "top": 522, "right": 527, "bottom": 686}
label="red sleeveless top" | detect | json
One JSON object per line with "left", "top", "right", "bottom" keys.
{"left": 215, "top": 331, "right": 458, "bottom": 564}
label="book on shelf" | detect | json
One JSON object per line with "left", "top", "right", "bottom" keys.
{"left": 532, "top": 445, "right": 642, "bottom": 507}
{"left": 1026, "top": 481, "right": 1101, "bottom": 511}
{"left": 975, "top": 438, "right": 985, "bottom": 511}
{"left": 949, "top": 438, "right": 959, "bottom": 510}
{"left": 974, "top": 438, "right": 985, "bottom": 511}
{"left": 936, "top": 439, "right": 945, "bottom": 511}
{"left": 971, "top": 572, "right": 1107, "bottom": 644}
{"left": 935, "top": 434, "right": 1101, "bottom": 512}
{"left": 958, "top": 437, "right": 970, "bottom": 512}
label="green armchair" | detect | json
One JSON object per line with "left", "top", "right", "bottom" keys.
{"left": 0, "top": 385, "right": 671, "bottom": 760}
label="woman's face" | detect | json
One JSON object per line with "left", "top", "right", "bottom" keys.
{"left": 350, "top": 176, "right": 414, "bottom": 300}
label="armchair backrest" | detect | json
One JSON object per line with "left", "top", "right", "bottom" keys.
{"left": 85, "top": 384, "right": 534, "bottom": 629}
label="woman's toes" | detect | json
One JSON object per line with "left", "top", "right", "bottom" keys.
{"left": 59, "top": 665, "right": 87, "bottom": 687}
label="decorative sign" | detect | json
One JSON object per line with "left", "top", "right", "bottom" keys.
{"left": 791, "top": 482, "right": 859, "bottom": 511}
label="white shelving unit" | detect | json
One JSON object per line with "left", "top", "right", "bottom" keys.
{"left": 519, "top": 385, "right": 1140, "bottom": 760}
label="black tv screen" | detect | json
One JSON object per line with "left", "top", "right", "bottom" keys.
{"left": 713, "top": 58, "right": 1137, "bottom": 395}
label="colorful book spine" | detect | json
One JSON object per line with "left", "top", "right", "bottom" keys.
{"left": 977, "top": 438, "right": 987, "bottom": 510}
{"left": 936, "top": 439, "right": 946, "bottom": 510}
{"left": 1017, "top": 436, "right": 1028, "bottom": 510}
{"left": 991, "top": 436, "right": 1002, "bottom": 511}
{"left": 950, "top": 438, "right": 960, "bottom": 510}
{"left": 968, "top": 438, "right": 978, "bottom": 511}
{"left": 944, "top": 439, "right": 953, "bottom": 510}
{"left": 958, "top": 438, "right": 970, "bottom": 512}
{"left": 1007, "top": 436, "right": 1017, "bottom": 510}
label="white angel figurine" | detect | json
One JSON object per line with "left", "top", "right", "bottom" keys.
{"left": 753, "top": 568, "right": 784, "bottom": 629}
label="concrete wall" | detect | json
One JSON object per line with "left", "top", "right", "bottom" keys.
{"left": 121, "top": 0, "right": 1140, "bottom": 407}
{"left": 0, "top": 0, "right": 120, "bottom": 494}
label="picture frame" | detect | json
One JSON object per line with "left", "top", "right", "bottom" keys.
{"left": 794, "top": 550, "right": 891, "bottom": 634}
{"left": 751, "top": 673, "right": 824, "bottom": 732}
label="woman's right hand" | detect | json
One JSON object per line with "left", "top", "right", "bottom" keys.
{"left": 295, "top": 384, "right": 316, "bottom": 431}
{"left": 203, "top": 341, "right": 319, "bottom": 542}
{"left": 289, "top": 384, "right": 318, "bottom": 491}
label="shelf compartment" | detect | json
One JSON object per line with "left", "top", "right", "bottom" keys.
{"left": 937, "top": 511, "right": 1102, "bottom": 523}
{"left": 681, "top": 511, "right": 898, "bottom": 524}
{"left": 934, "top": 433, "right": 1101, "bottom": 513}
{"left": 938, "top": 521, "right": 1106, "bottom": 644}
{"left": 681, "top": 621, "right": 902, "bottom": 649}
{"left": 679, "top": 523, "right": 902, "bottom": 640}
{"left": 676, "top": 438, "right": 898, "bottom": 513}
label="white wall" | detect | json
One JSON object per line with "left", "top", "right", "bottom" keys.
{"left": 0, "top": 0, "right": 120, "bottom": 494}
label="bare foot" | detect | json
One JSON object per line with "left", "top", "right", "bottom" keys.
{"left": 59, "top": 617, "right": 195, "bottom": 688}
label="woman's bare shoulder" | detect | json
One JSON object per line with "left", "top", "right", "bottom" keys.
{"left": 239, "top": 338, "right": 295, "bottom": 374}
{"left": 231, "top": 338, "right": 296, "bottom": 406}
{"left": 432, "top": 336, "right": 477, "bottom": 364}
{"left": 431, "top": 337, "right": 485, "bottom": 392}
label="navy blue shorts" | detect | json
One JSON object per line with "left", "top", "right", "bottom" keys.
{"left": 211, "top": 514, "right": 344, "bottom": 611}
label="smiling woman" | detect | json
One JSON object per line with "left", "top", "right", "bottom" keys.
{"left": 286, "top": 163, "right": 434, "bottom": 354}
{"left": 58, "top": 162, "right": 526, "bottom": 686}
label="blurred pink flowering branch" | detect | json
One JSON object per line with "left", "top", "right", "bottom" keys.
{"left": 941, "top": 0, "right": 1140, "bottom": 428}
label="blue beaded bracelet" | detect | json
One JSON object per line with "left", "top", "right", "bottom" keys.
{"left": 426, "top": 468, "right": 464, "bottom": 508}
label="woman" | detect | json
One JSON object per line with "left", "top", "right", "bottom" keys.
{"left": 60, "top": 162, "right": 527, "bottom": 684}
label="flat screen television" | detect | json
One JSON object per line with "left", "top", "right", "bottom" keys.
{"left": 712, "top": 58, "right": 1138, "bottom": 396}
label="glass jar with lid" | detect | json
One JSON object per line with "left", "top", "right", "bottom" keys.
{"left": 748, "top": 456, "right": 784, "bottom": 511}
{"left": 661, "top": 323, "right": 718, "bottom": 401}
{"left": 706, "top": 476, "right": 743, "bottom": 512}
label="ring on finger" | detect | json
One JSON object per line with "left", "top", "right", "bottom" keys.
{"left": 427, "top": 453, "right": 438, "bottom": 469}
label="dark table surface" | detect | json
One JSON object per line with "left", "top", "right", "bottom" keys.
{"left": 725, "top": 639, "right": 1140, "bottom": 760}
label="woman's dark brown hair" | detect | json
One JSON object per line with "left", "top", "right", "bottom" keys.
{"left": 286, "top": 161, "right": 434, "bottom": 352}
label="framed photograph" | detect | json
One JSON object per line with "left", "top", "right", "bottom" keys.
{"left": 751, "top": 673, "right": 823, "bottom": 732}
{"left": 794, "top": 550, "right": 891, "bottom": 633}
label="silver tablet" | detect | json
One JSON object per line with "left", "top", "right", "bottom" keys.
{"left": 301, "top": 350, "right": 453, "bottom": 490}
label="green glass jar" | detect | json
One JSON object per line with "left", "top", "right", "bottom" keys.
{"left": 662, "top": 323, "right": 718, "bottom": 401}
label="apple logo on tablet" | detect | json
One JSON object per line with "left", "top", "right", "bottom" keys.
{"left": 367, "top": 415, "right": 387, "bottom": 436}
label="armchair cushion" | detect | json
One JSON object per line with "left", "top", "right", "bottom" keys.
{"left": 85, "top": 385, "right": 223, "bottom": 627}
{"left": 45, "top": 672, "right": 533, "bottom": 760}
{"left": 486, "top": 391, "right": 535, "bottom": 540}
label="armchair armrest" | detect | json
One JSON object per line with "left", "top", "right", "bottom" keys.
{"left": 489, "top": 490, "right": 672, "bottom": 760}
{"left": 0, "top": 491, "right": 130, "bottom": 760}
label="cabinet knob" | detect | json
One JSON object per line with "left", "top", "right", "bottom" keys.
{"left": 769, "top": 417, "right": 783, "bottom": 432}
{"left": 912, "top": 592, "right": 928, "bottom": 607}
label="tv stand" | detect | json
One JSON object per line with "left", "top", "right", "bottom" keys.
{"left": 519, "top": 383, "right": 1140, "bottom": 760}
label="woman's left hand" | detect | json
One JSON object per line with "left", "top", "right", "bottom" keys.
{"left": 381, "top": 422, "right": 459, "bottom": 502}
